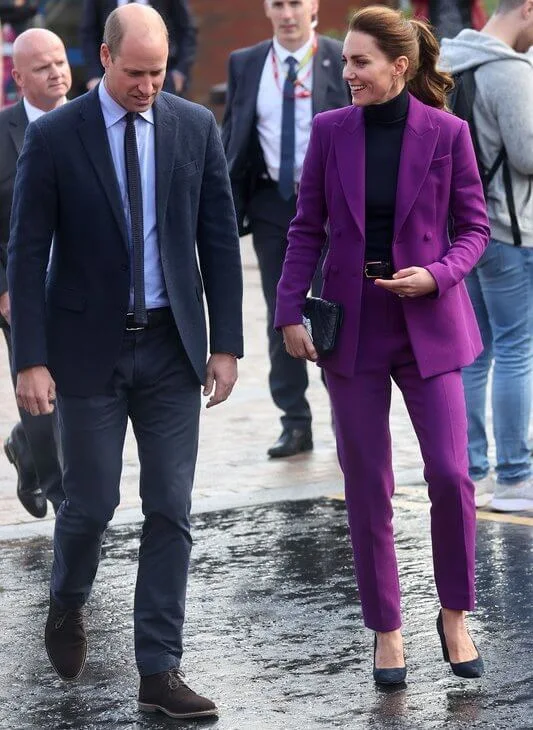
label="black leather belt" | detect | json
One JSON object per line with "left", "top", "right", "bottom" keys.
{"left": 125, "top": 307, "right": 173, "bottom": 331}
{"left": 364, "top": 261, "right": 393, "bottom": 279}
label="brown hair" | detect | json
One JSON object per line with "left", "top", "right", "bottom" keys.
{"left": 348, "top": 5, "right": 453, "bottom": 110}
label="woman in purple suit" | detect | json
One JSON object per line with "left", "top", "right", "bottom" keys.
{"left": 275, "top": 6, "right": 490, "bottom": 685}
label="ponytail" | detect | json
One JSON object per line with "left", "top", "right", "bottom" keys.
{"left": 407, "top": 19, "right": 454, "bottom": 109}
{"left": 349, "top": 7, "right": 454, "bottom": 111}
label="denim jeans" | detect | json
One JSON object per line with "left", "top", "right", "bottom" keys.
{"left": 463, "top": 238, "right": 533, "bottom": 484}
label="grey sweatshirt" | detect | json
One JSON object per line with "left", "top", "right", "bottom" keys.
{"left": 440, "top": 30, "right": 533, "bottom": 247}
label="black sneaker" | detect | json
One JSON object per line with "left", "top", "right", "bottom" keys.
{"left": 138, "top": 668, "right": 218, "bottom": 719}
{"left": 45, "top": 598, "right": 87, "bottom": 680}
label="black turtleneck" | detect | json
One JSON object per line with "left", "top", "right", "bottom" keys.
{"left": 364, "top": 86, "right": 409, "bottom": 263}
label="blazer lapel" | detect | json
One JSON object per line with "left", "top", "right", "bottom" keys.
{"left": 333, "top": 105, "right": 365, "bottom": 240}
{"left": 77, "top": 88, "right": 129, "bottom": 249}
{"left": 312, "top": 37, "right": 334, "bottom": 115}
{"left": 240, "top": 41, "right": 271, "bottom": 127}
{"left": 153, "top": 94, "right": 179, "bottom": 240}
{"left": 393, "top": 95, "right": 439, "bottom": 242}
{"left": 9, "top": 101, "right": 28, "bottom": 155}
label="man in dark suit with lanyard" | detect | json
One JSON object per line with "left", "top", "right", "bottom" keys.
{"left": 81, "top": 0, "right": 197, "bottom": 94}
{"left": 0, "top": 28, "right": 68, "bottom": 518}
{"left": 9, "top": 4, "right": 242, "bottom": 719}
{"left": 222, "top": 0, "right": 349, "bottom": 458}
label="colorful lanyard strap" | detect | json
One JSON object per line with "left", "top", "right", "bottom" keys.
{"left": 271, "top": 34, "right": 318, "bottom": 99}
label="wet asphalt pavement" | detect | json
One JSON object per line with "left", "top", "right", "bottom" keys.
{"left": 0, "top": 498, "right": 532, "bottom": 730}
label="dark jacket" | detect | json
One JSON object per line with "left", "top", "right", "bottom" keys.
{"left": 221, "top": 34, "right": 350, "bottom": 235}
{"left": 8, "top": 88, "right": 243, "bottom": 394}
{"left": 0, "top": 101, "right": 28, "bottom": 296}
{"left": 81, "top": 0, "right": 197, "bottom": 82}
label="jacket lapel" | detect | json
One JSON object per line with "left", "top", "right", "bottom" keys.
{"left": 393, "top": 95, "right": 439, "bottom": 242}
{"left": 77, "top": 88, "right": 129, "bottom": 249}
{"left": 153, "top": 94, "right": 179, "bottom": 241}
{"left": 333, "top": 105, "right": 365, "bottom": 240}
{"left": 312, "top": 37, "right": 334, "bottom": 115}
{"left": 241, "top": 41, "right": 271, "bottom": 129}
{"left": 9, "top": 101, "right": 28, "bottom": 155}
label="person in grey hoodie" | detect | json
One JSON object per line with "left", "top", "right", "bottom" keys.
{"left": 440, "top": 0, "right": 533, "bottom": 513}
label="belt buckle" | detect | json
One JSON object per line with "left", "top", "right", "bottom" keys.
{"left": 364, "top": 261, "right": 383, "bottom": 279}
{"left": 125, "top": 314, "right": 146, "bottom": 332}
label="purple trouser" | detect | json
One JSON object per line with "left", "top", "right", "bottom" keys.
{"left": 326, "top": 279, "right": 476, "bottom": 632}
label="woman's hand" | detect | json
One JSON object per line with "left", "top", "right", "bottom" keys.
{"left": 282, "top": 324, "right": 318, "bottom": 362}
{"left": 374, "top": 267, "right": 437, "bottom": 298}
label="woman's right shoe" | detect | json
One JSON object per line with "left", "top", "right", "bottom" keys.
{"left": 436, "top": 610, "right": 484, "bottom": 679}
{"left": 372, "top": 634, "right": 407, "bottom": 685}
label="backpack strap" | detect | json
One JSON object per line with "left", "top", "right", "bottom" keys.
{"left": 467, "top": 61, "right": 523, "bottom": 246}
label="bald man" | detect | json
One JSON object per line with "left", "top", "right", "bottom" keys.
{"left": 0, "top": 29, "right": 69, "bottom": 519}
{"left": 8, "top": 4, "right": 242, "bottom": 719}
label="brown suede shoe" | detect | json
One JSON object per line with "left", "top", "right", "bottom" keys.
{"left": 138, "top": 668, "right": 218, "bottom": 719}
{"left": 45, "top": 598, "right": 87, "bottom": 681}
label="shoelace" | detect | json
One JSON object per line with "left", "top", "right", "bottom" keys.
{"left": 53, "top": 608, "right": 87, "bottom": 631}
{"left": 167, "top": 668, "right": 193, "bottom": 692}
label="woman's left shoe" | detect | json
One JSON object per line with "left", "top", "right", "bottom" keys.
{"left": 436, "top": 610, "right": 484, "bottom": 679}
{"left": 372, "top": 634, "right": 407, "bottom": 685}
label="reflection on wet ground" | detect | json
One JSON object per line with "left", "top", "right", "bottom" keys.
{"left": 0, "top": 499, "right": 532, "bottom": 729}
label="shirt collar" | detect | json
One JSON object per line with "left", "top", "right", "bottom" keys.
{"left": 272, "top": 33, "right": 314, "bottom": 66}
{"left": 98, "top": 78, "right": 154, "bottom": 127}
{"left": 23, "top": 96, "right": 67, "bottom": 123}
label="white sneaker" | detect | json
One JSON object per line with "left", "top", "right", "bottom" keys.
{"left": 490, "top": 479, "right": 533, "bottom": 513}
{"left": 473, "top": 474, "right": 495, "bottom": 509}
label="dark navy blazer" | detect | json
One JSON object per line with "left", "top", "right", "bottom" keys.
{"left": 8, "top": 88, "right": 243, "bottom": 395}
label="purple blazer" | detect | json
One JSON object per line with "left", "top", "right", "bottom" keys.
{"left": 274, "top": 94, "right": 490, "bottom": 379}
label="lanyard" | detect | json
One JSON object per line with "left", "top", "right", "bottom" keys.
{"left": 271, "top": 34, "right": 317, "bottom": 99}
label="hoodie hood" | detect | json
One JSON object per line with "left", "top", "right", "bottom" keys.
{"left": 439, "top": 29, "right": 533, "bottom": 74}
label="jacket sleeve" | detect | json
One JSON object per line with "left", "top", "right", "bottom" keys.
{"left": 7, "top": 122, "right": 57, "bottom": 372}
{"left": 80, "top": 0, "right": 104, "bottom": 81}
{"left": 220, "top": 53, "right": 236, "bottom": 152}
{"left": 167, "top": 0, "right": 197, "bottom": 79}
{"left": 425, "top": 120, "right": 490, "bottom": 297}
{"left": 196, "top": 112, "right": 243, "bottom": 358}
{"left": 274, "top": 115, "right": 328, "bottom": 328}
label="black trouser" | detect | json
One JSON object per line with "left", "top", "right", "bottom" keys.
{"left": 51, "top": 318, "right": 201, "bottom": 676}
{"left": 2, "top": 322, "right": 64, "bottom": 511}
{"left": 248, "top": 186, "right": 324, "bottom": 431}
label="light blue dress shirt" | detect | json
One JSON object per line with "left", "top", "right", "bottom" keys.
{"left": 98, "top": 81, "right": 168, "bottom": 310}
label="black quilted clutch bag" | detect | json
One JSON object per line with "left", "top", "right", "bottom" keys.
{"left": 302, "top": 297, "right": 343, "bottom": 356}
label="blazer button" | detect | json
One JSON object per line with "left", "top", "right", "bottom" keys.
{"left": 424, "top": 232, "right": 433, "bottom": 241}
{"left": 335, "top": 230, "right": 342, "bottom": 237}
{"left": 121, "top": 264, "right": 129, "bottom": 272}
{"left": 331, "top": 265, "right": 339, "bottom": 274}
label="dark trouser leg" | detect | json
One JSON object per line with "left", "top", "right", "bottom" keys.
{"left": 2, "top": 324, "right": 64, "bottom": 511}
{"left": 52, "top": 375, "right": 129, "bottom": 609}
{"left": 395, "top": 365, "right": 476, "bottom": 610}
{"left": 128, "top": 322, "right": 201, "bottom": 676}
{"left": 251, "top": 215, "right": 311, "bottom": 431}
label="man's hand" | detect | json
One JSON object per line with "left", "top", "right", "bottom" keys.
{"left": 171, "top": 70, "right": 186, "bottom": 95}
{"left": 16, "top": 366, "right": 56, "bottom": 416}
{"left": 203, "top": 353, "right": 238, "bottom": 408}
{"left": 374, "top": 267, "right": 437, "bottom": 298}
{"left": 86, "top": 77, "right": 101, "bottom": 91}
{"left": 282, "top": 324, "right": 318, "bottom": 362}
{"left": 0, "top": 291, "right": 10, "bottom": 324}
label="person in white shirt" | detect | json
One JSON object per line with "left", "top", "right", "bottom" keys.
{"left": 222, "top": 0, "right": 349, "bottom": 458}
{"left": 0, "top": 28, "right": 70, "bottom": 518}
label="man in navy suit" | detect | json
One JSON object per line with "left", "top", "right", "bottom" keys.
{"left": 222, "top": 0, "right": 349, "bottom": 458}
{"left": 0, "top": 29, "right": 67, "bottom": 518}
{"left": 8, "top": 4, "right": 242, "bottom": 719}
